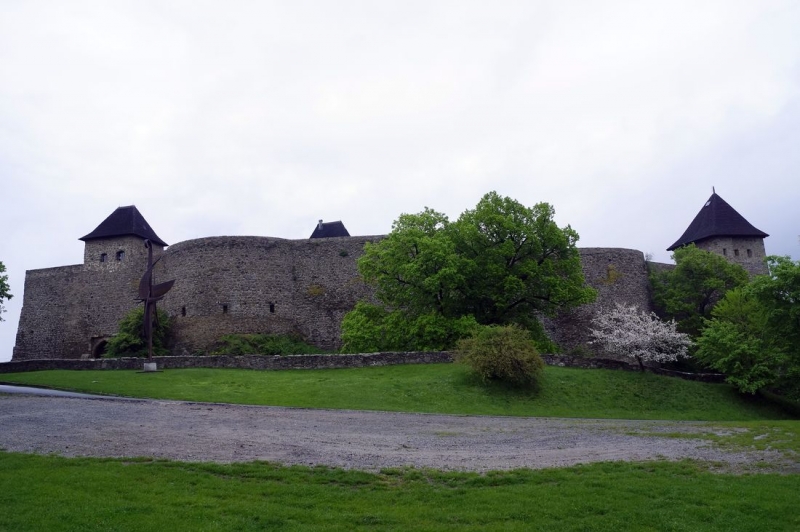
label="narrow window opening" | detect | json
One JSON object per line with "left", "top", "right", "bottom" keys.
{"left": 722, "top": 248, "right": 727, "bottom": 256}
{"left": 734, "top": 249, "right": 740, "bottom": 257}
{"left": 116, "top": 250, "right": 125, "bottom": 261}
{"left": 181, "top": 306, "right": 186, "bottom": 317}
{"left": 747, "top": 249, "right": 753, "bottom": 258}
{"left": 269, "top": 303, "right": 275, "bottom": 313}
{"left": 100, "top": 253, "right": 107, "bottom": 263}
{"left": 222, "top": 304, "right": 228, "bottom": 314}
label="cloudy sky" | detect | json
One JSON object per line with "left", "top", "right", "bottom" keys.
{"left": 1, "top": 1, "right": 799, "bottom": 361}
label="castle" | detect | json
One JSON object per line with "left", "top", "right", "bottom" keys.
{"left": 11, "top": 192, "right": 768, "bottom": 361}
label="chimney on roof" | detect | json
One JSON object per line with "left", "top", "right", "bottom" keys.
{"left": 318, "top": 219, "right": 323, "bottom": 230}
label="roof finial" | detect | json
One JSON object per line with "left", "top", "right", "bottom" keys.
{"left": 712, "top": 186, "right": 716, "bottom": 194}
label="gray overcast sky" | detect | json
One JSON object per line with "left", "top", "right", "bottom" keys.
{"left": 1, "top": 1, "right": 799, "bottom": 361}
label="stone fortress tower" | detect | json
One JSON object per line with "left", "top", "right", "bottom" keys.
{"left": 667, "top": 190, "right": 769, "bottom": 275}
{"left": 80, "top": 205, "right": 168, "bottom": 272}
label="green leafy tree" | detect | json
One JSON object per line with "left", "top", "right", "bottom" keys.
{"left": 341, "top": 192, "right": 596, "bottom": 352}
{"left": 651, "top": 244, "right": 749, "bottom": 337}
{"left": 341, "top": 302, "right": 480, "bottom": 353}
{"left": 105, "top": 307, "right": 172, "bottom": 358}
{"left": 0, "top": 261, "right": 11, "bottom": 322}
{"left": 454, "top": 325, "right": 545, "bottom": 386}
{"left": 697, "top": 257, "right": 800, "bottom": 399}
{"left": 695, "top": 289, "right": 778, "bottom": 394}
{"left": 450, "top": 193, "right": 594, "bottom": 326}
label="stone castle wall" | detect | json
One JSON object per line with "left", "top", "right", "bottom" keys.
{"left": 545, "top": 248, "right": 652, "bottom": 357}
{"left": 158, "top": 235, "right": 381, "bottom": 354}
{"left": 13, "top": 234, "right": 382, "bottom": 360}
{"left": 13, "top": 235, "right": 653, "bottom": 361}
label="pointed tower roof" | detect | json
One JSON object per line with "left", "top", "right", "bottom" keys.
{"left": 667, "top": 192, "right": 768, "bottom": 251}
{"left": 80, "top": 205, "right": 168, "bottom": 247}
{"left": 310, "top": 220, "right": 350, "bottom": 239}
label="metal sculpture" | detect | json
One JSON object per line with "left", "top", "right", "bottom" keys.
{"left": 138, "top": 239, "right": 175, "bottom": 359}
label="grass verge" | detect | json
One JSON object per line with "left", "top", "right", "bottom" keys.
{"left": 1, "top": 364, "right": 794, "bottom": 420}
{"left": 632, "top": 420, "right": 800, "bottom": 458}
{"left": 1, "top": 453, "right": 798, "bottom": 531}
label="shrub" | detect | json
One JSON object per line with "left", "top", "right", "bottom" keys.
{"left": 590, "top": 303, "right": 692, "bottom": 371}
{"left": 454, "top": 325, "right": 545, "bottom": 386}
{"left": 105, "top": 306, "right": 172, "bottom": 358}
{"left": 211, "top": 333, "right": 325, "bottom": 356}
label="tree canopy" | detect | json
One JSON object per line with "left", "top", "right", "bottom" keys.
{"left": 0, "top": 261, "right": 11, "bottom": 322}
{"left": 650, "top": 244, "right": 749, "bottom": 337}
{"left": 590, "top": 303, "right": 691, "bottom": 371}
{"left": 697, "top": 256, "right": 800, "bottom": 399}
{"left": 341, "top": 192, "right": 596, "bottom": 352}
{"left": 105, "top": 306, "right": 172, "bottom": 358}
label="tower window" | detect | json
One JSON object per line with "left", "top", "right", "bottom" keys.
{"left": 222, "top": 304, "right": 228, "bottom": 314}
{"left": 734, "top": 249, "right": 740, "bottom": 257}
{"left": 181, "top": 306, "right": 186, "bottom": 317}
{"left": 116, "top": 250, "right": 125, "bottom": 261}
{"left": 100, "top": 253, "right": 107, "bottom": 263}
{"left": 722, "top": 248, "right": 727, "bottom": 256}
{"left": 747, "top": 249, "right": 752, "bottom": 258}
{"left": 269, "top": 303, "right": 275, "bottom": 313}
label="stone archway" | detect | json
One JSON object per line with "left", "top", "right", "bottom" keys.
{"left": 90, "top": 337, "right": 110, "bottom": 358}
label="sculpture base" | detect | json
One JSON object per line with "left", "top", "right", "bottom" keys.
{"left": 142, "top": 362, "right": 158, "bottom": 372}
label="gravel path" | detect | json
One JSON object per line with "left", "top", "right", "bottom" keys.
{"left": 0, "top": 394, "right": 793, "bottom": 472}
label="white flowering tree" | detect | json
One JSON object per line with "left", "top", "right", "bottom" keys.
{"left": 590, "top": 303, "right": 692, "bottom": 371}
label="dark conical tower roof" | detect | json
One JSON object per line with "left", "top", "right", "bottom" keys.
{"left": 310, "top": 220, "right": 350, "bottom": 239}
{"left": 667, "top": 192, "right": 768, "bottom": 251}
{"left": 80, "top": 205, "right": 168, "bottom": 247}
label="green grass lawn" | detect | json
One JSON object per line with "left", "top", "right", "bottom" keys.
{"left": 1, "top": 453, "right": 798, "bottom": 532}
{"left": 1, "top": 364, "right": 794, "bottom": 421}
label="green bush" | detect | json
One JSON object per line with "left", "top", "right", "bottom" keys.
{"left": 105, "top": 307, "right": 172, "bottom": 358}
{"left": 211, "top": 333, "right": 325, "bottom": 356}
{"left": 454, "top": 325, "right": 545, "bottom": 386}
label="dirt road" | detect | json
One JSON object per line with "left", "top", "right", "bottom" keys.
{"left": 0, "top": 394, "right": 791, "bottom": 472}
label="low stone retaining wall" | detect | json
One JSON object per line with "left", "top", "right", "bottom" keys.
{"left": 0, "top": 351, "right": 726, "bottom": 383}
{"left": 0, "top": 351, "right": 454, "bottom": 373}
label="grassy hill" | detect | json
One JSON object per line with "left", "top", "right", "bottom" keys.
{"left": 1, "top": 364, "right": 793, "bottom": 421}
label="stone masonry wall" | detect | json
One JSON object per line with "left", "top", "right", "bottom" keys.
{"left": 159, "top": 235, "right": 381, "bottom": 354}
{"left": 14, "top": 235, "right": 655, "bottom": 362}
{"left": 545, "top": 248, "right": 652, "bottom": 358}
{"left": 13, "top": 236, "right": 164, "bottom": 361}
{"left": 695, "top": 236, "right": 768, "bottom": 275}
{"left": 0, "top": 352, "right": 725, "bottom": 382}
{"left": 13, "top": 234, "right": 382, "bottom": 360}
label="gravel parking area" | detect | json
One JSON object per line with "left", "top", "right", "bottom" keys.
{"left": 0, "top": 394, "right": 793, "bottom": 472}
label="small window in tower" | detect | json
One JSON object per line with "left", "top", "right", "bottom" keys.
{"left": 747, "top": 249, "right": 752, "bottom": 258}
{"left": 269, "top": 303, "right": 275, "bottom": 313}
{"left": 222, "top": 304, "right": 228, "bottom": 314}
{"left": 116, "top": 250, "right": 125, "bottom": 261}
{"left": 722, "top": 248, "right": 727, "bottom": 256}
{"left": 100, "top": 253, "right": 107, "bottom": 263}
{"left": 181, "top": 306, "right": 186, "bottom": 317}
{"left": 734, "top": 249, "right": 740, "bottom": 257}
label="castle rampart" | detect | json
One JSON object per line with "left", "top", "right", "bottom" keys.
{"left": 13, "top": 235, "right": 653, "bottom": 360}
{"left": 13, "top": 234, "right": 386, "bottom": 360}
{"left": 544, "top": 248, "right": 652, "bottom": 355}
{"left": 12, "top": 193, "right": 768, "bottom": 362}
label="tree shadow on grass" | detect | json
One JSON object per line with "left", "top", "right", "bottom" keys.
{"left": 453, "top": 368, "right": 543, "bottom": 400}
